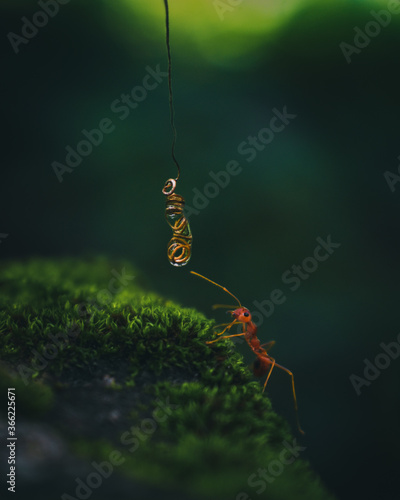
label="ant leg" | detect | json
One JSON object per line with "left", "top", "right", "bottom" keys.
{"left": 206, "top": 333, "right": 245, "bottom": 345}
{"left": 262, "top": 357, "right": 276, "bottom": 393}
{"left": 212, "top": 304, "right": 237, "bottom": 310}
{"left": 275, "top": 363, "right": 305, "bottom": 435}
{"left": 214, "top": 320, "right": 241, "bottom": 336}
{"left": 259, "top": 341, "right": 276, "bottom": 352}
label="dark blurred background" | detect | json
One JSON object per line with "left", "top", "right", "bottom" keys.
{"left": 1, "top": 0, "right": 400, "bottom": 499}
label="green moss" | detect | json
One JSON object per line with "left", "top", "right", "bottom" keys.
{"left": 0, "top": 257, "right": 335, "bottom": 500}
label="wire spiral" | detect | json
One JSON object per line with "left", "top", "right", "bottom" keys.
{"left": 163, "top": 179, "right": 192, "bottom": 267}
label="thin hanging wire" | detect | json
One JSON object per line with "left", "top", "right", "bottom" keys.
{"left": 164, "top": 0, "right": 181, "bottom": 181}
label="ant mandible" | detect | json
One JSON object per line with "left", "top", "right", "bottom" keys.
{"left": 191, "top": 271, "right": 305, "bottom": 435}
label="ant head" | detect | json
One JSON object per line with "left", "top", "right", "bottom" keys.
{"left": 230, "top": 307, "right": 251, "bottom": 323}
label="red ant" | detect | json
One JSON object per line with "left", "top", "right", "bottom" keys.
{"left": 191, "top": 271, "right": 305, "bottom": 435}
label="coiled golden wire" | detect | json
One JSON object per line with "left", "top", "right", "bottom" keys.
{"left": 162, "top": 178, "right": 192, "bottom": 267}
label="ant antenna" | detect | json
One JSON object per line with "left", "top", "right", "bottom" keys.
{"left": 190, "top": 271, "right": 242, "bottom": 307}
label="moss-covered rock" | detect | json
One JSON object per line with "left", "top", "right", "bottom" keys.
{"left": 0, "top": 258, "right": 335, "bottom": 500}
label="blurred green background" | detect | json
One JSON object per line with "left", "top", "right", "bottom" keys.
{"left": 1, "top": 0, "right": 400, "bottom": 498}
